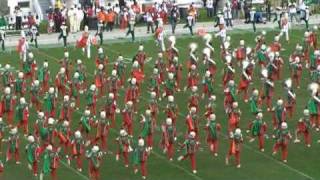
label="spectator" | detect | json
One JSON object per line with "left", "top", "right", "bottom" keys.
{"left": 250, "top": 7, "right": 256, "bottom": 32}
{"left": 244, "top": 1, "right": 250, "bottom": 23}
{"left": 131, "top": 0, "right": 141, "bottom": 22}
{"left": 0, "top": 29, "right": 5, "bottom": 51}
{"left": 14, "top": 6, "right": 22, "bottom": 30}
{"left": 106, "top": 3, "right": 112, "bottom": 11}
{"left": 231, "top": 0, "right": 239, "bottom": 19}
{"left": 58, "top": 21, "right": 68, "bottom": 47}
{"left": 207, "top": 0, "right": 214, "bottom": 18}
{"left": 35, "top": 15, "right": 41, "bottom": 28}
{"left": 27, "top": 12, "right": 35, "bottom": 29}
{"left": 188, "top": 3, "right": 197, "bottom": 22}
{"left": 96, "top": 20, "right": 104, "bottom": 45}
{"left": 97, "top": 7, "right": 106, "bottom": 28}
{"left": 273, "top": 7, "right": 282, "bottom": 29}
{"left": 146, "top": 9, "right": 154, "bottom": 34}
{"left": 114, "top": 4, "right": 121, "bottom": 26}
{"left": 105, "top": 9, "right": 115, "bottom": 32}
{"left": 53, "top": 8, "right": 64, "bottom": 33}
{"left": 76, "top": 6, "right": 84, "bottom": 32}
{"left": 289, "top": 3, "right": 299, "bottom": 24}
{"left": 160, "top": 2, "right": 168, "bottom": 24}
{"left": 302, "top": 6, "right": 310, "bottom": 30}
{"left": 215, "top": 11, "right": 225, "bottom": 28}
{"left": 68, "top": 6, "right": 77, "bottom": 33}
{"left": 213, "top": 0, "right": 218, "bottom": 16}
{"left": 183, "top": 12, "right": 194, "bottom": 36}
{"left": 170, "top": 5, "right": 180, "bottom": 34}
{"left": 22, "top": 16, "right": 28, "bottom": 29}
{"left": 8, "top": 16, "right": 15, "bottom": 30}
{"left": 281, "top": 0, "right": 289, "bottom": 8}
{"left": 120, "top": 7, "right": 129, "bottom": 30}
{"left": 265, "top": 0, "right": 271, "bottom": 21}
{"left": 126, "top": 15, "right": 136, "bottom": 42}
{"left": 0, "top": 16, "right": 7, "bottom": 29}
{"left": 223, "top": 2, "right": 233, "bottom": 28}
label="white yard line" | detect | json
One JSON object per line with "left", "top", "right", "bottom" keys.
{"left": 60, "top": 161, "right": 90, "bottom": 180}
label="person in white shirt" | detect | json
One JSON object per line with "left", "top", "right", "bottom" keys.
{"left": 18, "top": 31, "right": 29, "bottom": 62}
{"left": 82, "top": 25, "right": 93, "bottom": 58}
{"left": 68, "top": 7, "right": 76, "bottom": 33}
{"left": 156, "top": 20, "right": 165, "bottom": 52}
{"left": 250, "top": 7, "right": 256, "bottom": 32}
{"left": 183, "top": 13, "right": 194, "bottom": 36}
{"left": 0, "top": 29, "right": 5, "bottom": 51}
{"left": 8, "top": 16, "right": 15, "bottom": 30}
{"left": 223, "top": 2, "right": 233, "bottom": 28}
{"left": 106, "top": 3, "right": 112, "bottom": 11}
{"left": 289, "top": 3, "right": 298, "bottom": 24}
{"left": 298, "top": 0, "right": 306, "bottom": 20}
{"left": 114, "top": 4, "right": 121, "bottom": 26}
{"left": 58, "top": 21, "right": 68, "bottom": 47}
{"left": 206, "top": 0, "right": 214, "bottom": 18}
{"left": 76, "top": 6, "right": 84, "bottom": 32}
{"left": 146, "top": 10, "right": 154, "bottom": 34}
{"left": 14, "top": 6, "right": 22, "bottom": 30}
{"left": 302, "top": 6, "right": 310, "bottom": 30}
{"left": 30, "top": 25, "right": 39, "bottom": 48}
{"left": 279, "top": 12, "right": 289, "bottom": 42}
{"left": 126, "top": 15, "right": 136, "bottom": 42}
{"left": 215, "top": 11, "right": 225, "bottom": 28}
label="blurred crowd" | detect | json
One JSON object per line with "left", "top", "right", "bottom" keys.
{"left": 0, "top": 0, "right": 317, "bottom": 35}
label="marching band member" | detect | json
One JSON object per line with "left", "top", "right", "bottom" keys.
{"left": 122, "top": 101, "right": 134, "bottom": 136}
{"left": 133, "top": 138, "right": 149, "bottom": 179}
{"left": 16, "top": 97, "right": 29, "bottom": 135}
{"left": 261, "top": 68, "right": 274, "bottom": 111}
{"left": 93, "top": 111, "right": 110, "bottom": 152}
{"left": 161, "top": 118, "right": 176, "bottom": 160}
{"left": 104, "top": 93, "right": 118, "bottom": 128}
{"left": 166, "top": 95, "right": 178, "bottom": 125}
{"left": 70, "top": 131, "right": 85, "bottom": 172}
{"left": 44, "top": 87, "right": 56, "bottom": 118}
{"left": 294, "top": 109, "right": 312, "bottom": 147}
{"left": 177, "top": 131, "right": 198, "bottom": 174}
{"left": 17, "top": 31, "right": 29, "bottom": 62}
{"left": 247, "top": 113, "right": 267, "bottom": 152}
{"left": 167, "top": 36, "right": 179, "bottom": 63}
{"left": 279, "top": 13, "right": 290, "bottom": 42}
{"left": 238, "top": 60, "right": 253, "bottom": 102}
{"left": 5, "top": 127, "right": 21, "bottom": 164}
{"left": 86, "top": 145, "right": 102, "bottom": 180}
{"left": 86, "top": 84, "right": 98, "bottom": 116}
{"left": 30, "top": 80, "right": 41, "bottom": 111}
{"left": 25, "top": 135, "right": 40, "bottom": 177}
{"left": 284, "top": 79, "right": 296, "bottom": 118}
{"left": 14, "top": 72, "right": 26, "bottom": 97}
{"left": 116, "top": 129, "right": 132, "bottom": 167}
{"left": 272, "top": 122, "right": 292, "bottom": 163}
{"left": 205, "top": 114, "right": 221, "bottom": 156}
{"left": 225, "top": 128, "right": 243, "bottom": 168}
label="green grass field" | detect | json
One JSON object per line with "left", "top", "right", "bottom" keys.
{"left": 0, "top": 28, "right": 319, "bottom": 180}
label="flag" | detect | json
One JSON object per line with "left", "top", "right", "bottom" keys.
{"left": 58, "top": 132, "right": 67, "bottom": 143}
{"left": 197, "top": 28, "right": 207, "bottom": 36}
{"left": 132, "top": 70, "right": 144, "bottom": 83}
{"left": 76, "top": 36, "right": 88, "bottom": 48}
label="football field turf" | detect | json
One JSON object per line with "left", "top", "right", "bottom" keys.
{"left": 0, "top": 28, "right": 319, "bottom": 180}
